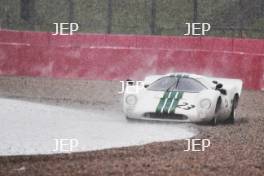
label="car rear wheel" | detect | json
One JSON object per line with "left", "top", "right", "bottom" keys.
{"left": 226, "top": 95, "right": 239, "bottom": 124}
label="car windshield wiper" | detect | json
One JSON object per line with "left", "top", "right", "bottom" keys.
{"left": 165, "top": 77, "right": 178, "bottom": 92}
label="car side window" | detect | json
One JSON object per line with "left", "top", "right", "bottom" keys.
{"left": 176, "top": 78, "right": 206, "bottom": 92}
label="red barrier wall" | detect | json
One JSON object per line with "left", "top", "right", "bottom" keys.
{"left": 0, "top": 30, "right": 263, "bottom": 90}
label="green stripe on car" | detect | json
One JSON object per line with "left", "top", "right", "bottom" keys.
{"left": 156, "top": 91, "right": 170, "bottom": 113}
{"left": 156, "top": 91, "right": 184, "bottom": 113}
{"left": 168, "top": 91, "right": 184, "bottom": 113}
{"left": 162, "top": 91, "right": 176, "bottom": 113}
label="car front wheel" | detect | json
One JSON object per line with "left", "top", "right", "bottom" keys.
{"left": 210, "top": 97, "right": 221, "bottom": 126}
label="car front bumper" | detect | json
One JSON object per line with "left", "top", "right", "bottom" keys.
{"left": 125, "top": 110, "right": 213, "bottom": 123}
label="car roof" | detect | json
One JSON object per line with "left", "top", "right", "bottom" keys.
{"left": 165, "top": 72, "right": 205, "bottom": 79}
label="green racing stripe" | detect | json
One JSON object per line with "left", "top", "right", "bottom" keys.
{"left": 168, "top": 91, "right": 184, "bottom": 113}
{"left": 156, "top": 91, "right": 170, "bottom": 113}
{"left": 162, "top": 91, "right": 176, "bottom": 113}
{"left": 155, "top": 91, "right": 184, "bottom": 114}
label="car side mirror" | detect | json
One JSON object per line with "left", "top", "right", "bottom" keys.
{"left": 216, "top": 83, "right": 223, "bottom": 89}
{"left": 219, "top": 88, "right": 227, "bottom": 95}
{"left": 126, "top": 79, "right": 134, "bottom": 85}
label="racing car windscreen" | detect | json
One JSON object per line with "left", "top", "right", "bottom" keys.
{"left": 176, "top": 78, "right": 207, "bottom": 92}
{"left": 148, "top": 77, "right": 206, "bottom": 92}
{"left": 147, "top": 76, "right": 178, "bottom": 91}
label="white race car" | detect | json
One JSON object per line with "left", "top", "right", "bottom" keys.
{"left": 123, "top": 73, "right": 243, "bottom": 125}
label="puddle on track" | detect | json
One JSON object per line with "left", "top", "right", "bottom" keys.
{"left": 0, "top": 98, "right": 197, "bottom": 156}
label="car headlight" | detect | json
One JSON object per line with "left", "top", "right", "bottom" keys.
{"left": 126, "top": 95, "right": 137, "bottom": 105}
{"left": 200, "top": 99, "right": 211, "bottom": 109}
